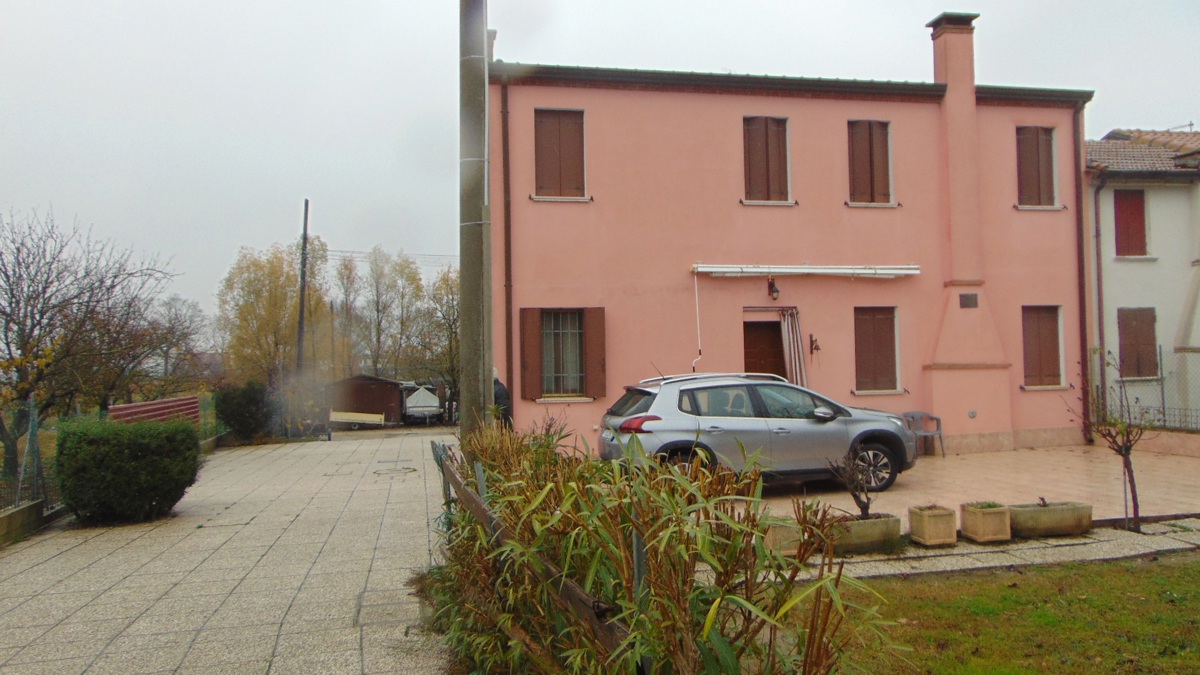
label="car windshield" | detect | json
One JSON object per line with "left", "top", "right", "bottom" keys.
{"left": 607, "top": 389, "right": 655, "bottom": 416}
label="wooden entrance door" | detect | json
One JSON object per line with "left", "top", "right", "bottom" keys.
{"left": 744, "top": 321, "right": 787, "bottom": 379}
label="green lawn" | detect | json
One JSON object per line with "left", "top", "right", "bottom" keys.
{"left": 842, "top": 549, "right": 1200, "bottom": 674}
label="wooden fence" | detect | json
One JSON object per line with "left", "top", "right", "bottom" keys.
{"left": 108, "top": 396, "right": 200, "bottom": 425}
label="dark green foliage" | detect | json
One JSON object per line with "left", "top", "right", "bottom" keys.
{"left": 213, "top": 381, "right": 272, "bottom": 440}
{"left": 55, "top": 419, "right": 202, "bottom": 524}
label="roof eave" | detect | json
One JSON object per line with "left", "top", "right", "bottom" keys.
{"left": 491, "top": 62, "right": 947, "bottom": 99}
{"left": 976, "top": 84, "right": 1094, "bottom": 106}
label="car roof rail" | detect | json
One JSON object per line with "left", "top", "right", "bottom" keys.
{"left": 636, "top": 372, "right": 788, "bottom": 385}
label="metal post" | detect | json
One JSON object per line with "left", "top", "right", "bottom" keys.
{"left": 460, "top": 0, "right": 493, "bottom": 438}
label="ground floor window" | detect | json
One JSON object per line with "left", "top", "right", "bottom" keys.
{"left": 1118, "top": 307, "right": 1158, "bottom": 378}
{"left": 1022, "top": 305, "right": 1062, "bottom": 386}
{"left": 854, "top": 306, "right": 897, "bottom": 391}
{"left": 519, "top": 307, "right": 606, "bottom": 399}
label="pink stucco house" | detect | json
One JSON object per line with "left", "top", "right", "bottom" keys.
{"left": 487, "top": 13, "right": 1094, "bottom": 454}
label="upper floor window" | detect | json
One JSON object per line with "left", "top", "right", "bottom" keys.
{"left": 1114, "top": 189, "right": 1148, "bottom": 256}
{"left": 1021, "top": 305, "right": 1061, "bottom": 387}
{"left": 743, "top": 116, "right": 789, "bottom": 202}
{"left": 534, "top": 109, "right": 585, "bottom": 197}
{"left": 1118, "top": 307, "right": 1158, "bottom": 378}
{"left": 847, "top": 120, "right": 891, "bottom": 204}
{"left": 854, "top": 306, "right": 897, "bottom": 391}
{"left": 519, "top": 307, "right": 605, "bottom": 399}
{"left": 1016, "top": 126, "right": 1055, "bottom": 206}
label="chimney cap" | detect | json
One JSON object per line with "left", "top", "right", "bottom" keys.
{"left": 926, "top": 12, "right": 980, "bottom": 30}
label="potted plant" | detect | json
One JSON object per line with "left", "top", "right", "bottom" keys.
{"left": 828, "top": 451, "right": 902, "bottom": 554}
{"left": 960, "top": 501, "right": 1010, "bottom": 543}
{"left": 908, "top": 504, "right": 957, "bottom": 546}
{"left": 1009, "top": 498, "right": 1092, "bottom": 538}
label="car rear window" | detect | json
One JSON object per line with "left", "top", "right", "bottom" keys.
{"left": 607, "top": 389, "right": 655, "bottom": 416}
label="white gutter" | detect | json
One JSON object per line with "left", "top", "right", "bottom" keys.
{"left": 692, "top": 264, "right": 921, "bottom": 279}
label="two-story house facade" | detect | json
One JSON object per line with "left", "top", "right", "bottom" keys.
{"left": 487, "top": 13, "right": 1093, "bottom": 454}
{"left": 1087, "top": 130, "right": 1200, "bottom": 428}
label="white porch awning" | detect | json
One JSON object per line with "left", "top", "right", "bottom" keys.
{"left": 692, "top": 263, "right": 921, "bottom": 279}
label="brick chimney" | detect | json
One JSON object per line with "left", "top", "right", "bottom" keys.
{"left": 927, "top": 12, "right": 979, "bottom": 89}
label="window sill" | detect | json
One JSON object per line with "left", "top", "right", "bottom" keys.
{"left": 1114, "top": 256, "right": 1158, "bottom": 263}
{"left": 740, "top": 199, "right": 797, "bottom": 207}
{"left": 529, "top": 195, "right": 593, "bottom": 203}
{"left": 850, "top": 389, "right": 906, "bottom": 396}
{"left": 1116, "top": 376, "right": 1162, "bottom": 383}
{"left": 1019, "top": 384, "right": 1070, "bottom": 391}
{"left": 534, "top": 396, "right": 595, "bottom": 404}
{"left": 1013, "top": 204, "right": 1067, "bottom": 211}
{"left": 844, "top": 201, "right": 901, "bottom": 209}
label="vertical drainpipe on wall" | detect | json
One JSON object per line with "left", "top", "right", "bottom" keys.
{"left": 1092, "top": 170, "right": 1110, "bottom": 413}
{"left": 1073, "top": 103, "right": 1094, "bottom": 442}
{"left": 501, "top": 78, "right": 514, "bottom": 389}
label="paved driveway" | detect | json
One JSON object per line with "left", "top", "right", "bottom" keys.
{"left": 0, "top": 429, "right": 454, "bottom": 674}
{"left": 763, "top": 445, "right": 1200, "bottom": 528}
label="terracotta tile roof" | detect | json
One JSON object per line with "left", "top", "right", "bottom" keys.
{"left": 1103, "top": 129, "right": 1200, "bottom": 154}
{"left": 1086, "top": 140, "right": 1185, "bottom": 171}
{"left": 1088, "top": 127, "right": 1200, "bottom": 173}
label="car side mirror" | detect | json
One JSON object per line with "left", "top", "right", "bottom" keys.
{"left": 813, "top": 406, "right": 836, "bottom": 422}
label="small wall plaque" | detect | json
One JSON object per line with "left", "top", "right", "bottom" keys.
{"left": 959, "top": 293, "right": 978, "bottom": 308}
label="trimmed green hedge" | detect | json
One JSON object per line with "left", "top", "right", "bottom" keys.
{"left": 213, "top": 381, "right": 272, "bottom": 440}
{"left": 56, "top": 419, "right": 202, "bottom": 524}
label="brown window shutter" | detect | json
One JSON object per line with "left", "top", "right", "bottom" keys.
{"left": 582, "top": 307, "right": 606, "bottom": 398}
{"left": 1114, "top": 189, "right": 1147, "bottom": 256}
{"left": 766, "top": 117, "right": 788, "bottom": 201}
{"left": 1016, "top": 127, "right": 1038, "bottom": 206}
{"left": 519, "top": 308, "right": 544, "bottom": 399}
{"left": 1036, "top": 128, "right": 1055, "bottom": 206}
{"left": 744, "top": 117, "right": 767, "bottom": 201}
{"left": 870, "top": 121, "right": 891, "bottom": 203}
{"left": 559, "top": 111, "right": 585, "bottom": 197}
{"left": 534, "top": 111, "right": 560, "bottom": 196}
{"left": 848, "top": 121, "right": 872, "bottom": 203}
{"left": 1022, "top": 306, "right": 1060, "bottom": 386}
{"left": 1118, "top": 308, "right": 1157, "bottom": 378}
{"left": 854, "top": 307, "right": 896, "bottom": 390}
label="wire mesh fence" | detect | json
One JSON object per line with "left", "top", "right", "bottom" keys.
{"left": 1091, "top": 346, "right": 1200, "bottom": 432}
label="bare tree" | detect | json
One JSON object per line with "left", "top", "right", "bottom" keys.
{"left": 0, "top": 211, "right": 171, "bottom": 476}
{"left": 359, "top": 247, "right": 422, "bottom": 379}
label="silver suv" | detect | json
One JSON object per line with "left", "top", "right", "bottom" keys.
{"left": 599, "top": 373, "right": 918, "bottom": 491}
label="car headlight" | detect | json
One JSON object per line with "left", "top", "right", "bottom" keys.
{"left": 887, "top": 416, "right": 907, "bottom": 429}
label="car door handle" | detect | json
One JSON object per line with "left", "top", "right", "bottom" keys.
{"left": 704, "top": 426, "right": 725, "bottom": 433}
{"left": 771, "top": 428, "right": 791, "bottom": 435}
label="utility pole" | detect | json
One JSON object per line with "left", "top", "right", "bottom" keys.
{"left": 296, "top": 198, "right": 310, "bottom": 376}
{"left": 460, "top": 0, "right": 492, "bottom": 437}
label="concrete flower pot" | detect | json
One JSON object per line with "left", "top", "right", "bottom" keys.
{"left": 834, "top": 514, "right": 902, "bottom": 554}
{"left": 1009, "top": 502, "right": 1092, "bottom": 538}
{"left": 960, "top": 502, "right": 1011, "bottom": 543}
{"left": 908, "top": 505, "right": 957, "bottom": 546}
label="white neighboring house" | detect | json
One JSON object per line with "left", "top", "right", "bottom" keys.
{"left": 1087, "top": 129, "right": 1200, "bottom": 427}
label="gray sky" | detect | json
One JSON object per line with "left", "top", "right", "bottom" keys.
{"left": 2, "top": 1, "right": 1196, "bottom": 314}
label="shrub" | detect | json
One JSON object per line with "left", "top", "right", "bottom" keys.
{"left": 429, "top": 422, "right": 890, "bottom": 672}
{"left": 56, "top": 419, "right": 202, "bottom": 524}
{"left": 213, "top": 381, "right": 272, "bottom": 440}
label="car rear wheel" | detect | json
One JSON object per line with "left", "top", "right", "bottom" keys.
{"left": 855, "top": 443, "right": 898, "bottom": 492}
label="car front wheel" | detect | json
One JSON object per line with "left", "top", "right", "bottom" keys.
{"left": 855, "top": 443, "right": 898, "bottom": 492}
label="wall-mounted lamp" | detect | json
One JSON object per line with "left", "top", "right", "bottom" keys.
{"left": 809, "top": 333, "right": 821, "bottom": 355}
{"left": 767, "top": 277, "right": 780, "bottom": 301}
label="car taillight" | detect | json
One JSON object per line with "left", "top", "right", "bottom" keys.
{"left": 618, "top": 415, "right": 661, "bottom": 433}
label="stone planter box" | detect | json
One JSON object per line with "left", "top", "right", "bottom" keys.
{"left": 960, "top": 503, "right": 1011, "bottom": 543}
{"left": 834, "top": 514, "right": 902, "bottom": 554}
{"left": 1009, "top": 502, "right": 1092, "bottom": 538}
{"left": 908, "top": 505, "right": 957, "bottom": 546}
